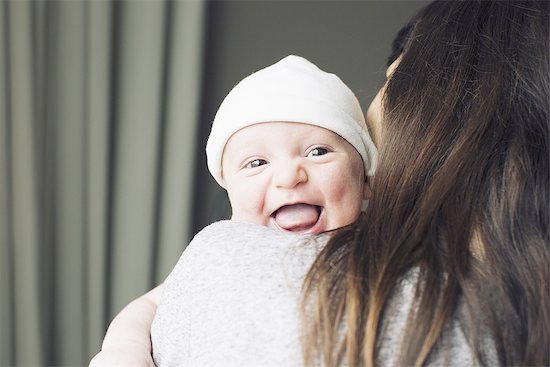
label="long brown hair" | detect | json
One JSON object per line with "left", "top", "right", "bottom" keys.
{"left": 301, "top": 1, "right": 550, "bottom": 366}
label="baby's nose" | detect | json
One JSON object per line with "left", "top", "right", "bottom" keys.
{"left": 272, "top": 161, "right": 308, "bottom": 189}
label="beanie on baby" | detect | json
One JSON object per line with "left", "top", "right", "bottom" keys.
{"left": 206, "top": 55, "right": 377, "bottom": 187}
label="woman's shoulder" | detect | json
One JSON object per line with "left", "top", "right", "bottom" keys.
{"left": 185, "top": 220, "right": 325, "bottom": 261}
{"left": 153, "top": 220, "right": 327, "bottom": 366}
{"left": 193, "top": 220, "right": 298, "bottom": 246}
{"left": 166, "top": 220, "right": 326, "bottom": 286}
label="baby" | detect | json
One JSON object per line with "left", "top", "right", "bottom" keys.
{"left": 89, "top": 55, "right": 376, "bottom": 366}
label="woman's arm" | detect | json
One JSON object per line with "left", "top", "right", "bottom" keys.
{"left": 89, "top": 283, "right": 164, "bottom": 367}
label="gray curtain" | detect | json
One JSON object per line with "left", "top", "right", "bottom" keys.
{"left": 0, "top": 0, "right": 205, "bottom": 365}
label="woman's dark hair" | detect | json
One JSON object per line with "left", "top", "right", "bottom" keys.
{"left": 386, "top": 19, "right": 411, "bottom": 66}
{"left": 301, "top": 1, "right": 549, "bottom": 366}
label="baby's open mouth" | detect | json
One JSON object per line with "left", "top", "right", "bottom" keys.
{"left": 272, "top": 203, "right": 322, "bottom": 233}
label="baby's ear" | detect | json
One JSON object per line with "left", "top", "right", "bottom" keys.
{"left": 363, "top": 177, "right": 372, "bottom": 200}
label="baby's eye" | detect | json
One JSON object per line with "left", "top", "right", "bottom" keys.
{"left": 245, "top": 159, "right": 268, "bottom": 168}
{"left": 307, "top": 147, "right": 329, "bottom": 157}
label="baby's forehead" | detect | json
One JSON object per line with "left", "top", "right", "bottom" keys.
{"left": 223, "top": 121, "right": 349, "bottom": 152}
{"left": 229, "top": 120, "right": 343, "bottom": 139}
{"left": 222, "top": 120, "right": 357, "bottom": 158}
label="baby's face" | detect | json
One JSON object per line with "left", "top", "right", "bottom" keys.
{"left": 221, "top": 122, "right": 369, "bottom": 234}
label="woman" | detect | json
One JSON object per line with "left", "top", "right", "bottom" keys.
{"left": 302, "top": 0, "right": 549, "bottom": 365}
{"left": 91, "top": 1, "right": 549, "bottom": 366}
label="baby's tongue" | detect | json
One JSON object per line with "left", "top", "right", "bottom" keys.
{"left": 274, "top": 204, "right": 319, "bottom": 231}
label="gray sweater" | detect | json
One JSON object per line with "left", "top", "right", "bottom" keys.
{"left": 151, "top": 220, "right": 495, "bottom": 367}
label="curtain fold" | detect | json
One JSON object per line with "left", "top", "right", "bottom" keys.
{"left": 0, "top": 0, "right": 205, "bottom": 365}
{"left": 2, "top": 1, "right": 43, "bottom": 365}
{"left": 85, "top": 1, "right": 112, "bottom": 361}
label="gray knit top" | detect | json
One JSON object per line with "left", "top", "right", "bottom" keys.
{"left": 151, "top": 220, "right": 495, "bottom": 367}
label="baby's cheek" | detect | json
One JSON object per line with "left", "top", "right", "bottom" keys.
{"left": 227, "top": 185, "right": 266, "bottom": 221}
{"left": 326, "top": 166, "right": 363, "bottom": 199}
{"left": 324, "top": 168, "right": 364, "bottom": 216}
{"left": 325, "top": 177, "right": 349, "bottom": 201}
{"left": 230, "top": 204, "right": 266, "bottom": 226}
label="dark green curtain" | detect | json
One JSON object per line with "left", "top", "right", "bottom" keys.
{"left": 0, "top": 0, "right": 205, "bottom": 365}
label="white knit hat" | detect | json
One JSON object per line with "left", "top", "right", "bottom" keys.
{"left": 206, "top": 55, "right": 377, "bottom": 187}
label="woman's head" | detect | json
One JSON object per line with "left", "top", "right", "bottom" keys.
{"left": 372, "top": 0, "right": 549, "bottom": 258}
{"left": 303, "top": 1, "right": 549, "bottom": 366}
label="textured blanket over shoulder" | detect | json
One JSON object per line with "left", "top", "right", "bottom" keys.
{"left": 151, "top": 220, "right": 495, "bottom": 367}
{"left": 151, "top": 220, "right": 324, "bottom": 366}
